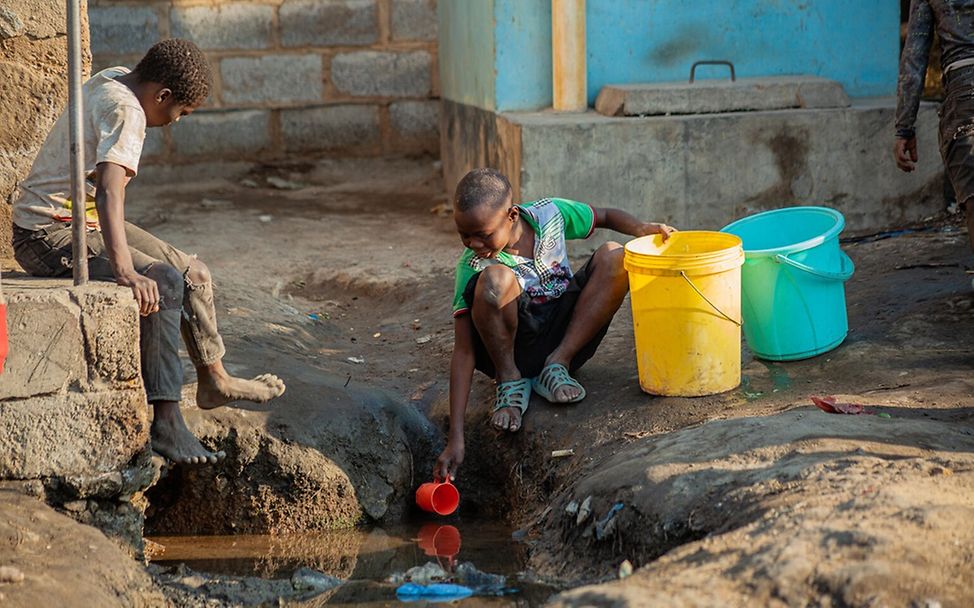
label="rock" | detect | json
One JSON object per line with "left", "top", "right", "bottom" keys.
{"left": 576, "top": 496, "right": 592, "bottom": 526}
{"left": 291, "top": 567, "right": 342, "bottom": 592}
{"left": 541, "top": 410, "right": 974, "bottom": 607}
{"left": 0, "top": 566, "right": 24, "bottom": 584}
{"left": 618, "top": 560, "right": 633, "bottom": 579}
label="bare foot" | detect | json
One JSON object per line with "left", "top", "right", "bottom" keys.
{"left": 196, "top": 367, "right": 286, "bottom": 410}
{"left": 151, "top": 401, "right": 225, "bottom": 465}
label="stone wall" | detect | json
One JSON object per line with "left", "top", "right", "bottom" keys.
{"left": 0, "top": 277, "right": 154, "bottom": 551}
{"left": 88, "top": 0, "right": 440, "bottom": 164}
{"left": 0, "top": 0, "right": 90, "bottom": 261}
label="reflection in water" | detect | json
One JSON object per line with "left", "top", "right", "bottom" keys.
{"left": 150, "top": 521, "right": 557, "bottom": 606}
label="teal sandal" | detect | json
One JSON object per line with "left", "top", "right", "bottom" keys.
{"left": 492, "top": 378, "right": 532, "bottom": 432}
{"left": 532, "top": 363, "right": 586, "bottom": 404}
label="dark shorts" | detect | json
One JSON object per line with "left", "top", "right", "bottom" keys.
{"left": 462, "top": 255, "right": 611, "bottom": 379}
{"left": 940, "top": 65, "right": 974, "bottom": 208}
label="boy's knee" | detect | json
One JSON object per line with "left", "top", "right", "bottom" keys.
{"left": 186, "top": 259, "right": 210, "bottom": 286}
{"left": 595, "top": 242, "right": 626, "bottom": 275}
{"left": 144, "top": 263, "right": 184, "bottom": 308}
{"left": 475, "top": 265, "right": 518, "bottom": 308}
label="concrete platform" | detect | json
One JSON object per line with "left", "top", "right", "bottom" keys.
{"left": 0, "top": 276, "right": 151, "bottom": 549}
{"left": 441, "top": 97, "right": 944, "bottom": 245}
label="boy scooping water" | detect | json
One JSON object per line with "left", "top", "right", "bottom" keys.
{"left": 434, "top": 168, "right": 676, "bottom": 479}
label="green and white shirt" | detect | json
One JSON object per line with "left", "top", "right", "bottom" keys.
{"left": 452, "top": 198, "right": 596, "bottom": 317}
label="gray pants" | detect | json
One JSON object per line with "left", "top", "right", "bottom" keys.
{"left": 12, "top": 222, "right": 226, "bottom": 402}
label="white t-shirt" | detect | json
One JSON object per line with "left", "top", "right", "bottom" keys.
{"left": 12, "top": 67, "right": 146, "bottom": 231}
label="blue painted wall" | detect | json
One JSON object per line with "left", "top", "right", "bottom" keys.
{"left": 495, "top": 0, "right": 553, "bottom": 112}
{"left": 586, "top": 0, "right": 899, "bottom": 104}
{"left": 439, "top": 0, "right": 899, "bottom": 112}
{"left": 438, "top": 0, "right": 496, "bottom": 110}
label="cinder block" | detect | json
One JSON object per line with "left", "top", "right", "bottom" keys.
{"left": 390, "top": 100, "right": 438, "bottom": 138}
{"left": 281, "top": 104, "right": 379, "bottom": 152}
{"left": 331, "top": 51, "right": 431, "bottom": 98}
{"left": 75, "top": 286, "right": 141, "bottom": 386}
{"left": 0, "top": 389, "right": 149, "bottom": 479}
{"left": 88, "top": 6, "right": 160, "bottom": 56}
{"left": 220, "top": 54, "right": 322, "bottom": 105}
{"left": 280, "top": 0, "right": 377, "bottom": 47}
{"left": 391, "top": 0, "right": 437, "bottom": 41}
{"left": 171, "top": 3, "right": 275, "bottom": 50}
{"left": 0, "top": 289, "right": 85, "bottom": 400}
{"left": 171, "top": 109, "right": 271, "bottom": 157}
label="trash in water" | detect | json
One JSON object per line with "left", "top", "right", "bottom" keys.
{"left": 390, "top": 562, "right": 449, "bottom": 586}
{"left": 551, "top": 449, "right": 574, "bottom": 458}
{"left": 266, "top": 176, "right": 304, "bottom": 190}
{"left": 594, "top": 502, "right": 625, "bottom": 540}
{"left": 347, "top": 356, "right": 365, "bottom": 364}
{"left": 454, "top": 561, "right": 510, "bottom": 595}
{"left": 876, "top": 412, "right": 892, "bottom": 419}
{"left": 576, "top": 496, "right": 593, "bottom": 526}
{"left": 396, "top": 582, "right": 473, "bottom": 601}
{"left": 618, "top": 560, "right": 634, "bottom": 579}
{"left": 565, "top": 500, "right": 579, "bottom": 516}
{"left": 373, "top": 332, "right": 381, "bottom": 338}
{"left": 291, "top": 567, "right": 341, "bottom": 592}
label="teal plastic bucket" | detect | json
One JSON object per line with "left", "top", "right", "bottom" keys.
{"left": 720, "top": 206, "right": 854, "bottom": 361}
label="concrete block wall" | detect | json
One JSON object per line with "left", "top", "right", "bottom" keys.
{"left": 88, "top": 0, "right": 440, "bottom": 163}
{"left": 0, "top": 0, "right": 90, "bottom": 261}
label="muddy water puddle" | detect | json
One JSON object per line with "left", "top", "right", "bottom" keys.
{"left": 150, "top": 521, "right": 558, "bottom": 606}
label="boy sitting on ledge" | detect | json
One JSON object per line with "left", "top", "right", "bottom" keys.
{"left": 11, "top": 39, "right": 285, "bottom": 465}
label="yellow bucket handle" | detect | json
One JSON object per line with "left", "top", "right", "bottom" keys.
{"left": 680, "top": 271, "right": 743, "bottom": 326}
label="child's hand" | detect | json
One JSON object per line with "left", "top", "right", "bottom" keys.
{"left": 636, "top": 222, "right": 677, "bottom": 241}
{"left": 434, "top": 441, "right": 464, "bottom": 481}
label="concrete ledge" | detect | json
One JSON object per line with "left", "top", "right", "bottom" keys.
{"left": 0, "top": 277, "right": 147, "bottom": 481}
{"left": 595, "top": 76, "right": 851, "bottom": 117}
{"left": 442, "top": 97, "right": 943, "bottom": 243}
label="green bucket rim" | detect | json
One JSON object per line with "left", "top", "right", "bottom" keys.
{"left": 720, "top": 206, "right": 845, "bottom": 257}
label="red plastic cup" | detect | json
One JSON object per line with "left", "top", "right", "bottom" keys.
{"left": 417, "top": 523, "right": 462, "bottom": 558}
{"left": 415, "top": 480, "right": 459, "bottom": 515}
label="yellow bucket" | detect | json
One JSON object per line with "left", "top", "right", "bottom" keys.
{"left": 624, "top": 231, "right": 744, "bottom": 397}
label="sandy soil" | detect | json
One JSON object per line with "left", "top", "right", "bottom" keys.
{"left": 7, "top": 156, "right": 972, "bottom": 606}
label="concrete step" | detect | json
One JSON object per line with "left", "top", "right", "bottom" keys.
{"left": 595, "top": 76, "right": 850, "bottom": 117}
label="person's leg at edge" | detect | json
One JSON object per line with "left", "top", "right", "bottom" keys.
{"left": 119, "top": 222, "right": 285, "bottom": 408}
{"left": 470, "top": 265, "right": 524, "bottom": 431}
{"left": 140, "top": 263, "right": 225, "bottom": 465}
{"left": 545, "top": 242, "right": 629, "bottom": 402}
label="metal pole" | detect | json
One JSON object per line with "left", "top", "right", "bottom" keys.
{"left": 552, "top": 0, "right": 586, "bottom": 111}
{"left": 67, "top": 0, "right": 88, "bottom": 285}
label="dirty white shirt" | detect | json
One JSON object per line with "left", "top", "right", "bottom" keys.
{"left": 12, "top": 67, "right": 145, "bottom": 231}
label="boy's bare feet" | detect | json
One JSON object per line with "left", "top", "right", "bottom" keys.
{"left": 151, "top": 401, "right": 225, "bottom": 465}
{"left": 196, "top": 361, "right": 286, "bottom": 409}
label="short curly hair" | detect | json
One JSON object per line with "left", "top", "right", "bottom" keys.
{"left": 134, "top": 39, "right": 211, "bottom": 106}
{"left": 454, "top": 168, "right": 513, "bottom": 213}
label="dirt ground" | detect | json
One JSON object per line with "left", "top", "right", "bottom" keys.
{"left": 4, "top": 156, "right": 973, "bottom": 606}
